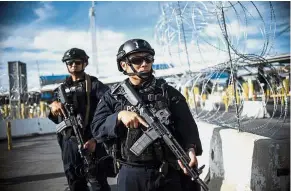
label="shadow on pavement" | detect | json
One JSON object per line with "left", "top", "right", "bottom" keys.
{"left": 0, "top": 172, "right": 65, "bottom": 185}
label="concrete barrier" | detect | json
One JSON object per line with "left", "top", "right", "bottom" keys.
{"left": 241, "top": 101, "right": 270, "bottom": 118}
{"left": 0, "top": 118, "right": 56, "bottom": 140}
{"left": 197, "top": 122, "right": 290, "bottom": 191}
{"left": 196, "top": 121, "right": 215, "bottom": 180}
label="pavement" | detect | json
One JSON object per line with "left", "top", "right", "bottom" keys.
{"left": 0, "top": 134, "right": 117, "bottom": 191}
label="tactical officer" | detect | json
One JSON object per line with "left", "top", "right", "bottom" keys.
{"left": 48, "top": 48, "right": 111, "bottom": 191}
{"left": 89, "top": 39, "right": 203, "bottom": 191}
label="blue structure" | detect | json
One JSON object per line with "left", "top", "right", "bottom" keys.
{"left": 40, "top": 74, "right": 69, "bottom": 87}
{"left": 39, "top": 74, "right": 69, "bottom": 101}
{"left": 209, "top": 72, "right": 229, "bottom": 79}
{"left": 41, "top": 92, "right": 54, "bottom": 100}
{"left": 152, "top": 63, "right": 174, "bottom": 70}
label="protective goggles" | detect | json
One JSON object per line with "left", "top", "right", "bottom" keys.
{"left": 66, "top": 60, "right": 83, "bottom": 66}
{"left": 128, "top": 55, "right": 154, "bottom": 65}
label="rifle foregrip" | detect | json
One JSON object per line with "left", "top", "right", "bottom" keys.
{"left": 130, "top": 127, "right": 160, "bottom": 156}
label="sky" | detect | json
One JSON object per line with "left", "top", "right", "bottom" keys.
{"left": 0, "top": 1, "right": 290, "bottom": 92}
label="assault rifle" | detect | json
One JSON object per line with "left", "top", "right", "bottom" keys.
{"left": 55, "top": 84, "right": 99, "bottom": 186}
{"left": 121, "top": 81, "right": 209, "bottom": 191}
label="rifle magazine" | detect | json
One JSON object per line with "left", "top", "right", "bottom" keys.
{"left": 130, "top": 127, "right": 160, "bottom": 156}
{"left": 56, "top": 118, "right": 72, "bottom": 133}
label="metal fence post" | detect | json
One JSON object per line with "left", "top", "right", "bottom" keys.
{"left": 6, "top": 121, "right": 12, "bottom": 150}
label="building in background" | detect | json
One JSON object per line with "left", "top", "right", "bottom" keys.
{"left": 8, "top": 61, "right": 27, "bottom": 119}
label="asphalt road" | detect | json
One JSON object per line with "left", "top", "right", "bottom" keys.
{"left": 0, "top": 134, "right": 117, "bottom": 191}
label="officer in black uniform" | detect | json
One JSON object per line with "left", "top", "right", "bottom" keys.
{"left": 89, "top": 39, "right": 203, "bottom": 191}
{"left": 48, "top": 48, "right": 111, "bottom": 191}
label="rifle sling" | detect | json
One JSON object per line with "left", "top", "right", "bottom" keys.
{"left": 84, "top": 73, "right": 91, "bottom": 128}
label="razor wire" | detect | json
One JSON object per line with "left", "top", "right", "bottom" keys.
{"left": 155, "top": 1, "right": 289, "bottom": 137}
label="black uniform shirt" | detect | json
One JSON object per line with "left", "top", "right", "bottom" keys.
{"left": 91, "top": 79, "right": 203, "bottom": 156}
{"left": 48, "top": 75, "right": 110, "bottom": 140}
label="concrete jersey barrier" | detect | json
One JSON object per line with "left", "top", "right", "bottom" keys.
{"left": 196, "top": 121, "right": 289, "bottom": 191}
{"left": 0, "top": 118, "right": 56, "bottom": 140}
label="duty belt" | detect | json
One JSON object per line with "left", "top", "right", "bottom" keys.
{"left": 118, "top": 159, "right": 161, "bottom": 169}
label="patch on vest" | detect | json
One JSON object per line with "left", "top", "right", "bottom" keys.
{"left": 125, "top": 105, "right": 138, "bottom": 113}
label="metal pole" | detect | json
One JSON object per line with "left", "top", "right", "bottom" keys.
{"left": 90, "top": 1, "right": 98, "bottom": 77}
{"left": 221, "top": 6, "right": 241, "bottom": 131}
{"left": 177, "top": 1, "right": 191, "bottom": 73}
{"left": 6, "top": 120, "right": 12, "bottom": 150}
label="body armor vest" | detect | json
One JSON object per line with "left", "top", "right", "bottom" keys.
{"left": 64, "top": 80, "right": 87, "bottom": 121}
{"left": 112, "top": 78, "right": 176, "bottom": 163}
{"left": 60, "top": 79, "right": 89, "bottom": 140}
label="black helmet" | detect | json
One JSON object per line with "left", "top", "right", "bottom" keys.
{"left": 116, "top": 39, "right": 155, "bottom": 72}
{"left": 62, "top": 48, "right": 90, "bottom": 64}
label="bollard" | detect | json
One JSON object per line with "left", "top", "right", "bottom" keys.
{"left": 283, "top": 78, "right": 290, "bottom": 94}
{"left": 242, "top": 82, "right": 249, "bottom": 101}
{"left": 235, "top": 88, "right": 240, "bottom": 106}
{"left": 201, "top": 93, "right": 207, "bottom": 108}
{"left": 29, "top": 106, "right": 33, "bottom": 118}
{"left": 40, "top": 101, "right": 45, "bottom": 117}
{"left": 4, "top": 104, "right": 8, "bottom": 118}
{"left": 223, "top": 93, "right": 229, "bottom": 112}
{"left": 248, "top": 79, "right": 254, "bottom": 100}
{"left": 202, "top": 94, "right": 207, "bottom": 102}
{"left": 183, "top": 87, "right": 189, "bottom": 103}
{"left": 6, "top": 121, "right": 12, "bottom": 150}
{"left": 227, "top": 85, "right": 233, "bottom": 106}
{"left": 21, "top": 103, "right": 25, "bottom": 119}
{"left": 266, "top": 89, "right": 270, "bottom": 98}
{"left": 193, "top": 86, "right": 199, "bottom": 105}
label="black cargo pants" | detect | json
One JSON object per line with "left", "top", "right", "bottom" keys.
{"left": 117, "top": 163, "right": 201, "bottom": 191}
{"left": 57, "top": 134, "right": 110, "bottom": 191}
{"left": 117, "top": 164, "right": 182, "bottom": 191}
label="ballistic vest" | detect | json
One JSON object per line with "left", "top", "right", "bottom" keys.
{"left": 111, "top": 77, "right": 175, "bottom": 163}
{"left": 58, "top": 74, "right": 92, "bottom": 141}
